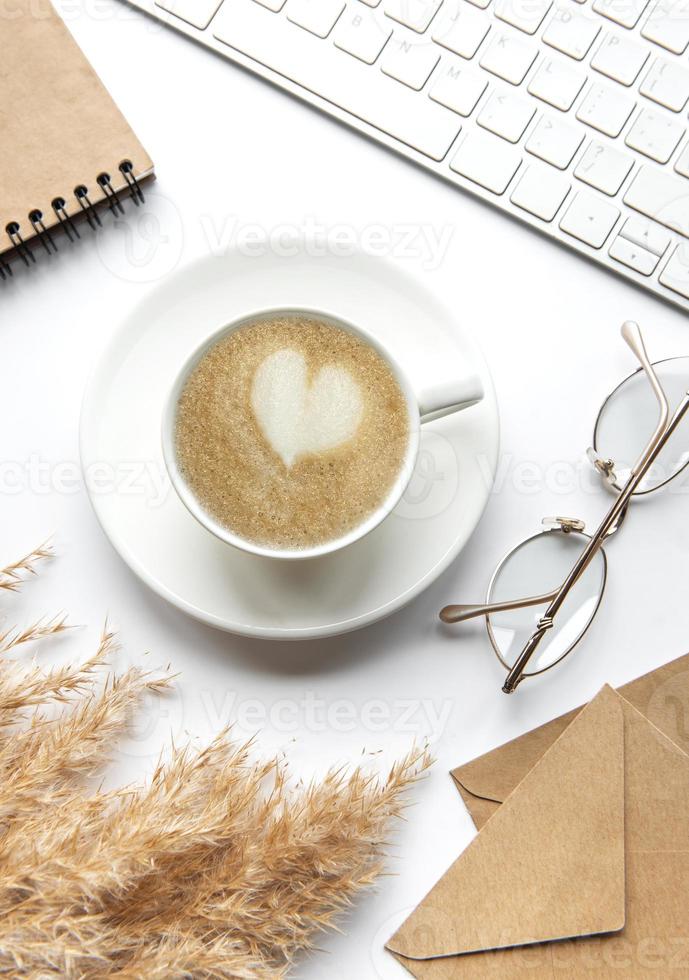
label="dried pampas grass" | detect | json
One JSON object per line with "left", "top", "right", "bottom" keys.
{"left": 0, "top": 545, "right": 430, "bottom": 978}
{"left": 0, "top": 541, "right": 53, "bottom": 592}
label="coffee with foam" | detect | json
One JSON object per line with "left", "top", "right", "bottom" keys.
{"left": 174, "top": 315, "right": 411, "bottom": 551}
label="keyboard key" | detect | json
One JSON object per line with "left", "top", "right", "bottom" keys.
{"left": 641, "top": 0, "right": 689, "bottom": 55}
{"left": 450, "top": 130, "right": 522, "bottom": 193}
{"left": 253, "top": 0, "right": 286, "bottom": 9}
{"left": 465, "top": 0, "right": 491, "bottom": 8}
{"left": 574, "top": 140, "right": 633, "bottom": 195}
{"left": 359, "top": 0, "right": 381, "bottom": 5}
{"left": 543, "top": 7, "right": 600, "bottom": 61}
{"left": 576, "top": 83, "right": 635, "bottom": 138}
{"left": 608, "top": 236, "right": 659, "bottom": 275}
{"left": 526, "top": 115, "right": 584, "bottom": 169}
{"left": 479, "top": 31, "right": 537, "bottom": 85}
{"left": 619, "top": 215, "right": 671, "bottom": 255}
{"left": 494, "top": 0, "right": 552, "bottom": 34}
{"left": 675, "top": 144, "right": 689, "bottom": 179}
{"left": 625, "top": 109, "right": 684, "bottom": 164}
{"left": 385, "top": 0, "right": 443, "bottom": 33}
{"left": 429, "top": 62, "right": 488, "bottom": 115}
{"left": 559, "top": 191, "right": 620, "bottom": 247}
{"left": 287, "top": 0, "right": 345, "bottom": 37}
{"left": 155, "top": 0, "right": 223, "bottom": 29}
{"left": 660, "top": 245, "right": 689, "bottom": 298}
{"left": 334, "top": 7, "right": 391, "bottom": 63}
{"left": 478, "top": 90, "right": 535, "bottom": 142}
{"left": 213, "top": 0, "right": 461, "bottom": 160}
{"left": 624, "top": 167, "right": 689, "bottom": 238}
{"left": 432, "top": 2, "right": 491, "bottom": 59}
{"left": 381, "top": 34, "right": 440, "bottom": 89}
{"left": 590, "top": 34, "right": 648, "bottom": 87}
{"left": 511, "top": 164, "right": 570, "bottom": 220}
{"left": 527, "top": 57, "right": 586, "bottom": 111}
{"left": 592, "top": 0, "right": 648, "bottom": 28}
{"left": 640, "top": 59, "right": 689, "bottom": 113}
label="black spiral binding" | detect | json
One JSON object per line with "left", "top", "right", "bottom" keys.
{"left": 120, "top": 160, "right": 144, "bottom": 206}
{"left": 97, "top": 173, "right": 125, "bottom": 216}
{"left": 2, "top": 161, "right": 146, "bottom": 278}
{"left": 52, "top": 197, "right": 80, "bottom": 243}
{"left": 74, "top": 185, "right": 102, "bottom": 230}
{"left": 5, "top": 222, "right": 35, "bottom": 269}
{"left": 29, "top": 210, "right": 58, "bottom": 256}
{"left": 0, "top": 253, "right": 11, "bottom": 282}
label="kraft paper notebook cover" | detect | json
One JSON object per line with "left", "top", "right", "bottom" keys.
{"left": 0, "top": 0, "right": 154, "bottom": 276}
{"left": 387, "top": 685, "right": 689, "bottom": 978}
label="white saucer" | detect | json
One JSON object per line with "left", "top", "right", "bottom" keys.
{"left": 80, "top": 246, "right": 499, "bottom": 639}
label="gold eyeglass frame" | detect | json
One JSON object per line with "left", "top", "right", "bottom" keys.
{"left": 484, "top": 525, "right": 609, "bottom": 679}
{"left": 591, "top": 354, "right": 689, "bottom": 495}
{"left": 440, "top": 321, "right": 689, "bottom": 695}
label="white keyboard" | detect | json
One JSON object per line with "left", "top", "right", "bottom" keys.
{"left": 122, "top": 0, "right": 689, "bottom": 310}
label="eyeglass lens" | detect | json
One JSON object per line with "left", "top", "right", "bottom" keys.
{"left": 487, "top": 530, "right": 607, "bottom": 677}
{"left": 594, "top": 357, "right": 689, "bottom": 494}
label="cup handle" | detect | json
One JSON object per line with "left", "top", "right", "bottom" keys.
{"left": 417, "top": 374, "right": 484, "bottom": 424}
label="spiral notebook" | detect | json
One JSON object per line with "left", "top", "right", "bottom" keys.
{"left": 0, "top": 0, "right": 154, "bottom": 278}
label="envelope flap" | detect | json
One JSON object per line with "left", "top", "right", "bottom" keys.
{"left": 451, "top": 709, "right": 577, "bottom": 807}
{"left": 387, "top": 686, "right": 626, "bottom": 961}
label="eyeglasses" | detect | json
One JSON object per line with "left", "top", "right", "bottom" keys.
{"left": 440, "top": 321, "right": 689, "bottom": 695}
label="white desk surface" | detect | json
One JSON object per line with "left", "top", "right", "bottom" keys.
{"left": 3, "top": 4, "right": 689, "bottom": 977}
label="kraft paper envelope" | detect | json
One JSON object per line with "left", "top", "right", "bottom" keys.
{"left": 386, "top": 685, "right": 689, "bottom": 978}
{"left": 452, "top": 652, "right": 689, "bottom": 830}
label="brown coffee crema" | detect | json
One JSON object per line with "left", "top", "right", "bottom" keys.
{"left": 174, "top": 315, "right": 411, "bottom": 550}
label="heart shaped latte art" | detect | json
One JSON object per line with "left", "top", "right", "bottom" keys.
{"left": 251, "top": 348, "right": 364, "bottom": 467}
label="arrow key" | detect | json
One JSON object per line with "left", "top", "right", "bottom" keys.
{"left": 609, "top": 235, "right": 659, "bottom": 275}
{"left": 619, "top": 215, "right": 671, "bottom": 257}
{"left": 559, "top": 190, "right": 620, "bottom": 248}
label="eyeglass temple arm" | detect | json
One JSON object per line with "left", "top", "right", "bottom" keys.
{"left": 621, "top": 320, "right": 669, "bottom": 475}
{"left": 503, "top": 323, "right": 686, "bottom": 694}
{"left": 440, "top": 590, "right": 559, "bottom": 624}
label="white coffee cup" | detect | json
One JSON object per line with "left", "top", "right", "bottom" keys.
{"left": 162, "top": 307, "right": 483, "bottom": 561}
